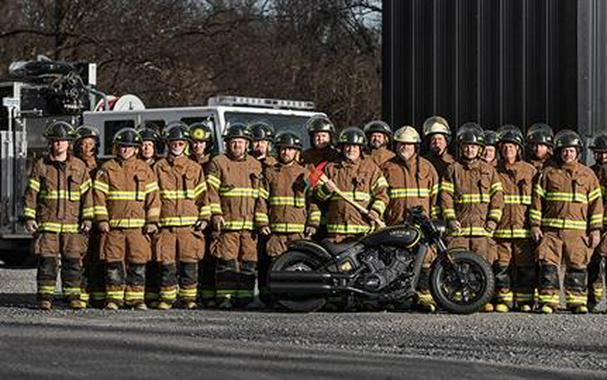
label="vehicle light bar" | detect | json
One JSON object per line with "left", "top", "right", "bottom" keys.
{"left": 208, "top": 95, "right": 315, "bottom": 110}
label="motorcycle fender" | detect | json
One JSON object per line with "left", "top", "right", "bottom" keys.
{"left": 287, "top": 240, "right": 335, "bottom": 263}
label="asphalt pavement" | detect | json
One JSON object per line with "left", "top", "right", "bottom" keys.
{"left": 0, "top": 267, "right": 606, "bottom": 379}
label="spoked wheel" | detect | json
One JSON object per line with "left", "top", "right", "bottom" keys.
{"left": 269, "top": 251, "right": 328, "bottom": 312}
{"left": 429, "top": 250, "right": 495, "bottom": 314}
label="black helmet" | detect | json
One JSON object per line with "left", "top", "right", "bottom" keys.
{"left": 554, "top": 129, "right": 583, "bottom": 150}
{"left": 274, "top": 132, "right": 303, "bottom": 150}
{"left": 457, "top": 122, "right": 484, "bottom": 146}
{"left": 189, "top": 120, "right": 214, "bottom": 143}
{"left": 163, "top": 123, "right": 190, "bottom": 142}
{"left": 306, "top": 115, "right": 335, "bottom": 136}
{"left": 74, "top": 125, "right": 99, "bottom": 143}
{"left": 248, "top": 121, "right": 275, "bottom": 142}
{"left": 526, "top": 123, "right": 554, "bottom": 147}
{"left": 497, "top": 125, "right": 524, "bottom": 148}
{"left": 483, "top": 130, "right": 498, "bottom": 146}
{"left": 44, "top": 120, "right": 76, "bottom": 141}
{"left": 223, "top": 122, "right": 252, "bottom": 141}
{"left": 139, "top": 127, "right": 161, "bottom": 143}
{"left": 113, "top": 127, "right": 142, "bottom": 146}
{"left": 337, "top": 127, "right": 367, "bottom": 146}
{"left": 363, "top": 120, "right": 392, "bottom": 139}
{"left": 590, "top": 134, "right": 607, "bottom": 152}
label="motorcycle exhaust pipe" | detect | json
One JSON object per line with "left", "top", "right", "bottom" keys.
{"left": 269, "top": 283, "right": 333, "bottom": 294}
{"left": 270, "top": 271, "right": 333, "bottom": 282}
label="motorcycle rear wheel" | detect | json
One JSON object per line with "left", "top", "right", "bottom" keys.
{"left": 429, "top": 250, "right": 495, "bottom": 314}
{"left": 270, "top": 250, "right": 328, "bottom": 313}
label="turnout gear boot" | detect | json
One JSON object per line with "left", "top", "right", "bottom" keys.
{"left": 38, "top": 300, "right": 52, "bottom": 311}
{"left": 105, "top": 301, "right": 119, "bottom": 311}
{"left": 69, "top": 300, "right": 86, "bottom": 310}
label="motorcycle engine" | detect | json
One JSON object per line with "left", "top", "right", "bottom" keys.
{"left": 357, "top": 246, "right": 415, "bottom": 292}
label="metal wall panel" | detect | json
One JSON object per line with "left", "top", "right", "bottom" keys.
{"left": 382, "top": 0, "right": 607, "bottom": 139}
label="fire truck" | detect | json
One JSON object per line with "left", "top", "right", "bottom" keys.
{"left": 0, "top": 56, "right": 325, "bottom": 266}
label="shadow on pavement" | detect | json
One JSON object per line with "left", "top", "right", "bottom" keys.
{"left": 0, "top": 293, "right": 36, "bottom": 308}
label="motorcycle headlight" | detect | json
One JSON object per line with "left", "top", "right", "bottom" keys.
{"left": 432, "top": 219, "right": 447, "bottom": 235}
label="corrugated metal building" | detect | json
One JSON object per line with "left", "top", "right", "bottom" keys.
{"left": 382, "top": 0, "right": 607, "bottom": 140}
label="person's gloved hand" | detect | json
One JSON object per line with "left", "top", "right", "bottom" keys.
{"left": 531, "top": 226, "right": 543, "bottom": 243}
{"left": 144, "top": 223, "right": 158, "bottom": 235}
{"left": 304, "top": 226, "right": 317, "bottom": 238}
{"left": 212, "top": 215, "right": 225, "bottom": 232}
{"left": 484, "top": 220, "right": 497, "bottom": 234}
{"left": 98, "top": 221, "right": 110, "bottom": 234}
{"left": 25, "top": 220, "right": 38, "bottom": 234}
{"left": 195, "top": 219, "right": 208, "bottom": 231}
{"left": 589, "top": 230, "right": 601, "bottom": 249}
{"left": 447, "top": 220, "right": 461, "bottom": 234}
{"left": 80, "top": 220, "right": 92, "bottom": 233}
{"left": 259, "top": 226, "right": 271, "bottom": 236}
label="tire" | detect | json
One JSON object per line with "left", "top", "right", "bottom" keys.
{"left": 429, "top": 250, "right": 495, "bottom": 314}
{"left": 270, "top": 250, "right": 327, "bottom": 313}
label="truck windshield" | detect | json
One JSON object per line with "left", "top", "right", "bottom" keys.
{"left": 224, "top": 112, "right": 312, "bottom": 149}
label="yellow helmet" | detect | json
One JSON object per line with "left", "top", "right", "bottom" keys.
{"left": 393, "top": 126, "right": 421, "bottom": 144}
{"left": 422, "top": 116, "right": 451, "bottom": 139}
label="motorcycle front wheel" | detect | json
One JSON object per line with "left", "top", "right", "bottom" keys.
{"left": 429, "top": 250, "right": 495, "bottom": 314}
{"left": 270, "top": 250, "right": 328, "bottom": 313}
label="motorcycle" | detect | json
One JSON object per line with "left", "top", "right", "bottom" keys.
{"left": 268, "top": 206, "right": 495, "bottom": 314}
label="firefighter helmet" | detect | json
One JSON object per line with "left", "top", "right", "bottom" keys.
{"left": 337, "top": 127, "right": 367, "bottom": 146}
{"left": 526, "top": 123, "right": 554, "bottom": 147}
{"left": 497, "top": 125, "right": 524, "bottom": 148}
{"left": 113, "top": 127, "right": 142, "bottom": 146}
{"left": 554, "top": 129, "right": 583, "bottom": 150}
{"left": 248, "top": 121, "right": 275, "bottom": 142}
{"left": 163, "top": 123, "right": 190, "bottom": 142}
{"left": 44, "top": 121, "right": 76, "bottom": 141}
{"left": 139, "top": 127, "right": 161, "bottom": 143}
{"left": 590, "top": 134, "right": 607, "bottom": 152}
{"left": 363, "top": 120, "right": 393, "bottom": 139}
{"left": 483, "top": 130, "right": 498, "bottom": 146}
{"left": 393, "top": 126, "right": 421, "bottom": 144}
{"left": 457, "top": 122, "right": 484, "bottom": 146}
{"left": 274, "top": 132, "right": 303, "bottom": 150}
{"left": 306, "top": 115, "right": 336, "bottom": 137}
{"left": 189, "top": 121, "right": 214, "bottom": 143}
{"left": 74, "top": 125, "right": 99, "bottom": 143}
{"left": 223, "top": 122, "right": 252, "bottom": 141}
{"left": 422, "top": 116, "right": 451, "bottom": 140}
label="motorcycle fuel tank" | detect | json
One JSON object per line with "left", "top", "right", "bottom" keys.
{"left": 361, "top": 225, "right": 421, "bottom": 249}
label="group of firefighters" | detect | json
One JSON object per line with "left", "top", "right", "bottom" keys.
{"left": 22, "top": 113, "right": 607, "bottom": 314}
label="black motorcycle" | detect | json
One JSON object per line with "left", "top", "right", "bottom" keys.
{"left": 268, "top": 206, "right": 495, "bottom": 314}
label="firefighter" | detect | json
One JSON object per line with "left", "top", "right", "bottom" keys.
{"left": 530, "top": 130, "right": 603, "bottom": 314}
{"left": 139, "top": 127, "right": 161, "bottom": 166}
{"left": 422, "top": 116, "right": 455, "bottom": 179}
{"left": 73, "top": 125, "right": 105, "bottom": 308}
{"left": 206, "top": 123, "right": 265, "bottom": 309}
{"left": 189, "top": 121, "right": 214, "bottom": 166}
{"left": 482, "top": 130, "right": 498, "bottom": 167}
{"left": 188, "top": 120, "right": 216, "bottom": 306}
{"left": 588, "top": 134, "right": 607, "bottom": 312}
{"left": 24, "top": 121, "right": 94, "bottom": 310}
{"left": 301, "top": 115, "right": 340, "bottom": 166}
{"left": 152, "top": 123, "right": 210, "bottom": 310}
{"left": 381, "top": 126, "right": 439, "bottom": 312}
{"left": 363, "top": 120, "right": 395, "bottom": 167}
{"left": 526, "top": 123, "right": 554, "bottom": 171}
{"left": 493, "top": 126, "right": 537, "bottom": 312}
{"left": 93, "top": 128, "right": 161, "bottom": 310}
{"left": 257, "top": 132, "right": 320, "bottom": 302}
{"left": 440, "top": 124, "right": 503, "bottom": 312}
{"left": 314, "top": 127, "right": 389, "bottom": 243}
{"left": 249, "top": 121, "right": 277, "bottom": 168}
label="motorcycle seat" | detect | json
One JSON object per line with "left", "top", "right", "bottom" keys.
{"left": 319, "top": 239, "right": 358, "bottom": 255}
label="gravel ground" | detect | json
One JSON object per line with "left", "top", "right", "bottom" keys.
{"left": 0, "top": 267, "right": 606, "bottom": 379}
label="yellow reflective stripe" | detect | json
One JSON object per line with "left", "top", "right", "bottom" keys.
{"left": 209, "top": 203, "right": 222, "bottom": 214}
{"left": 93, "top": 180, "right": 109, "bottom": 194}
{"left": 371, "top": 200, "right": 386, "bottom": 215}
{"left": 179, "top": 288, "right": 197, "bottom": 298}
{"left": 270, "top": 223, "right": 306, "bottom": 233}
{"left": 443, "top": 208, "right": 456, "bottom": 219}
{"left": 316, "top": 184, "right": 332, "bottom": 200}
{"left": 145, "top": 182, "right": 159, "bottom": 194}
{"left": 219, "top": 187, "right": 259, "bottom": 198}
{"left": 63, "top": 287, "right": 81, "bottom": 296}
{"left": 259, "top": 188, "right": 270, "bottom": 200}
{"left": 515, "top": 293, "right": 534, "bottom": 302}
{"left": 504, "top": 195, "right": 532, "bottom": 204}
{"left": 38, "top": 222, "right": 80, "bottom": 233}
{"left": 431, "top": 184, "right": 440, "bottom": 196}
{"left": 94, "top": 206, "right": 108, "bottom": 216}
{"left": 545, "top": 192, "right": 588, "bottom": 203}
{"left": 541, "top": 218, "right": 587, "bottom": 230}
{"left": 124, "top": 291, "right": 145, "bottom": 301}
{"left": 565, "top": 294, "right": 587, "bottom": 305}
{"left": 331, "top": 191, "right": 371, "bottom": 202}
{"left": 206, "top": 174, "right": 221, "bottom": 189}
{"left": 449, "top": 226, "right": 492, "bottom": 237}
{"left": 109, "top": 219, "right": 146, "bottom": 228}
{"left": 39, "top": 190, "right": 80, "bottom": 200}
{"left": 107, "top": 191, "right": 139, "bottom": 200}
{"left": 389, "top": 188, "right": 432, "bottom": 198}
{"left": 82, "top": 207, "right": 95, "bottom": 219}
{"left": 372, "top": 176, "right": 388, "bottom": 193}
{"left": 534, "top": 184, "right": 546, "bottom": 198}
{"left": 494, "top": 228, "right": 531, "bottom": 238}
{"left": 159, "top": 216, "right": 199, "bottom": 227}
{"left": 28, "top": 178, "right": 41, "bottom": 192}
{"left": 588, "top": 187, "right": 602, "bottom": 201}
{"left": 24, "top": 207, "right": 36, "bottom": 219}
{"left": 80, "top": 179, "right": 92, "bottom": 194}
{"left": 199, "top": 205, "right": 211, "bottom": 217}
{"left": 431, "top": 206, "right": 441, "bottom": 219}
{"left": 38, "top": 285, "right": 55, "bottom": 295}
{"left": 590, "top": 214, "right": 603, "bottom": 225}
{"left": 490, "top": 181, "right": 503, "bottom": 195}
{"left": 496, "top": 291, "right": 513, "bottom": 302}
{"left": 106, "top": 290, "right": 125, "bottom": 300}
{"left": 255, "top": 213, "right": 269, "bottom": 223}
{"left": 327, "top": 224, "right": 372, "bottom": 234}
{"left": 529, "top": 209, "right": 542, "bottom": 222}
{"left": 268, "top": 196, "right": 306, "bottom": 207}
{"left": 455, "top": 193, "right": 490, "bottom": 203}
{"left": 308, "top": 211, "right": 321, "bottom": 222}
{"left": 159, "top": 189, "right": 200, "bottom": 199}
{"left": 488, "top": 209, "right": 503, "bottom": 220}
{"left": 193, "top": 183, "right": 207, "bottom": 198}
{"left": 441, "top": 181, "right": 454, "bottom": 193}
{"left": 160, "top": 289, "right": 177, "bottom": 299}
{"left": 223, "top": 220, "right": 255, "bottom": 230}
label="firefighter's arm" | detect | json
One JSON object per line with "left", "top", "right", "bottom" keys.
{"left": 428, "top": 164, "right": 441, "bottom": 219}
{"left": 369, "top": 169, "right": 389, "bottom": 220}
{"left": 440, "top": 167, "right": 456, "bottom": 222}
{"left": 256, "top": 169, "right": 270, "bottom": 230}
{"left": 306, "top": 188, "right": 321, "bottom": 229}
{"left": 486, "top": 169, "right": 504, "bottom": 226}
{"left": 93, "top": 168, "right": 110, "bottom": 223}
{"left": 195, "top": 165, "right": 211, "bottom": 224}
{"left": 80, "top": 169, "right": 94, "bottom": 222}
{"left": 144, "top": 166, "right": 160, "bottom": 225}
{"left": 529, "top": 172, "right": 545, "bottom": 228}
{"left": 587, "top": 173, "right": 604, "bottom": 232}
{"left": 206, "top": 160, "right": 223, "bottom": 217}
{"left": 314, "top": 165, "right": 334, "bottom": 201}
{"left": 23, "top": 161, "right": 41, "bottom": 232}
